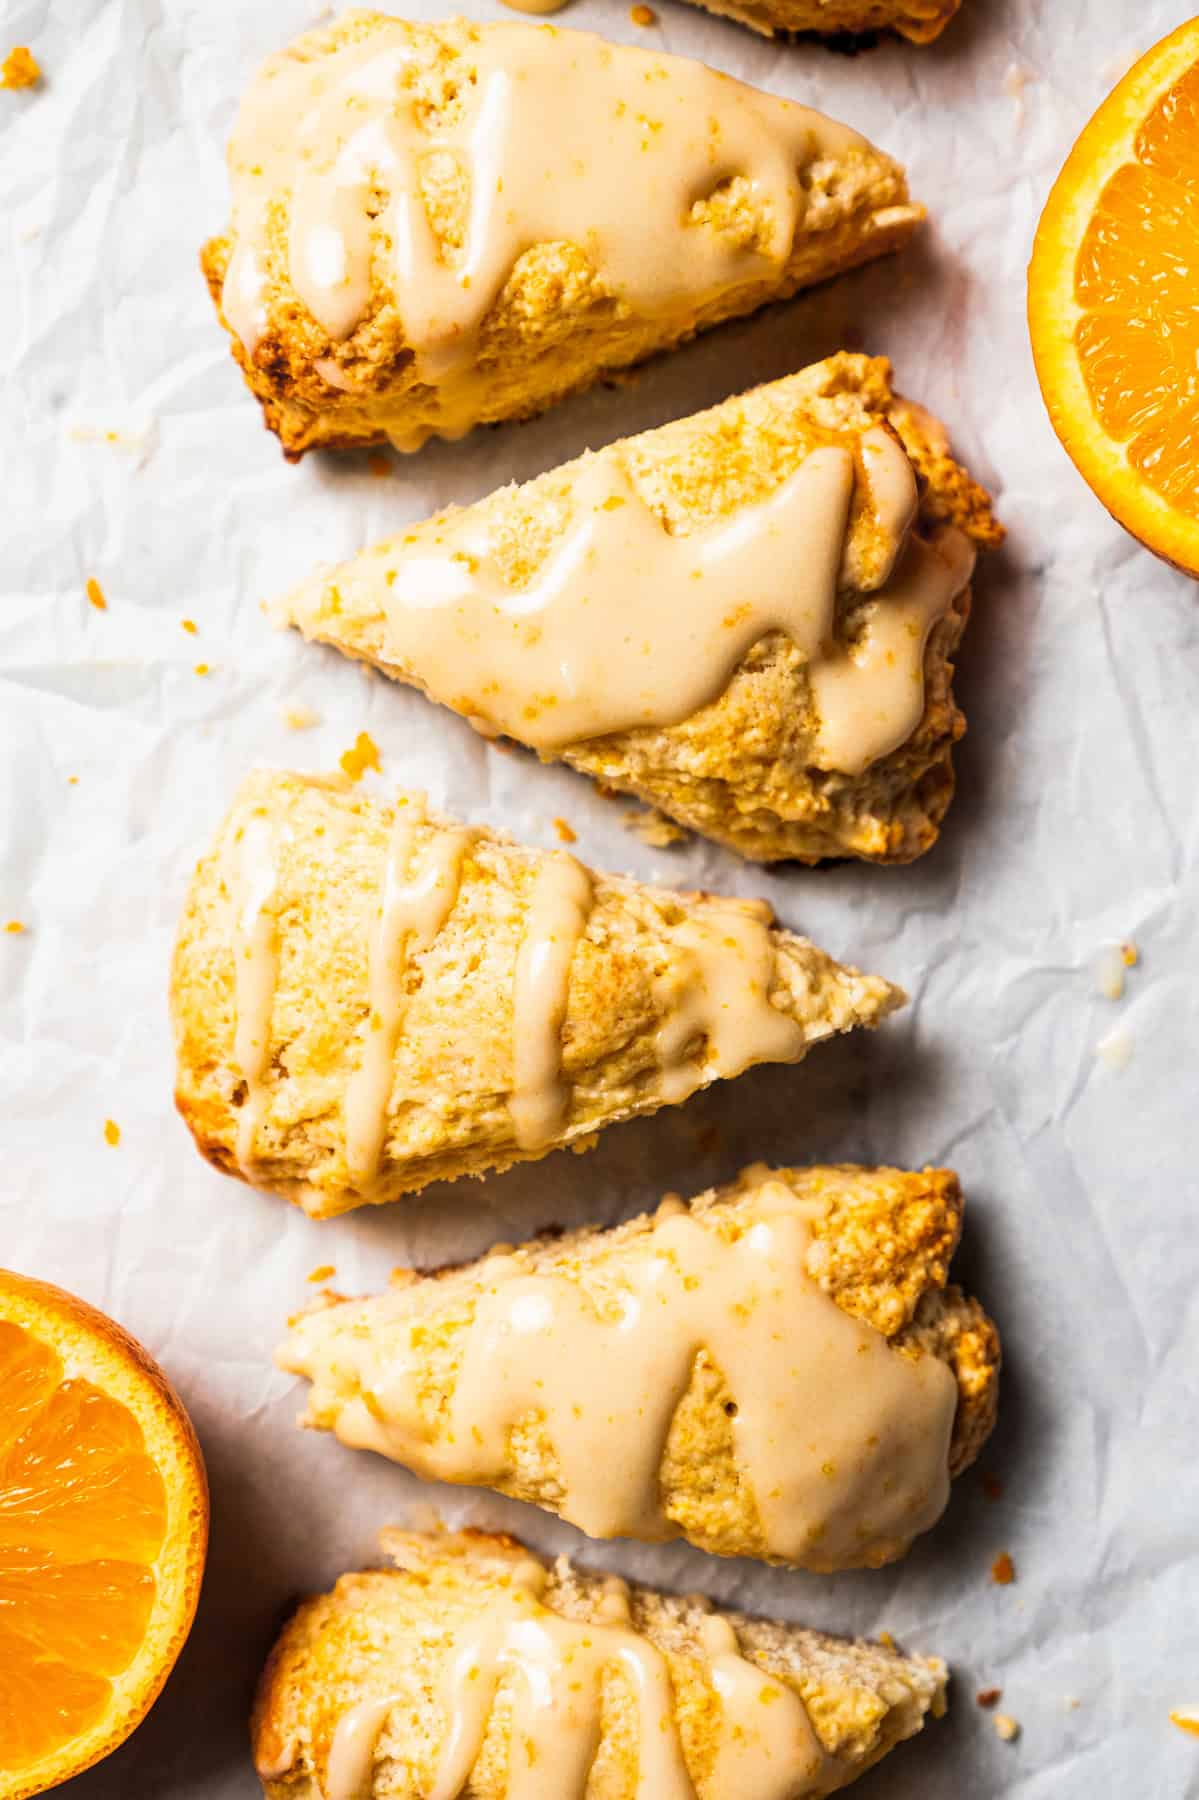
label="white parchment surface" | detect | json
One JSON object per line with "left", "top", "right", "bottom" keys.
{"left": 2, "top": 0, "right": 1198, "bottom": 1794}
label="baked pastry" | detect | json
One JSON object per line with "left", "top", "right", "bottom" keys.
{"left": 252, "top": 1528, "right": 949, "bottom": 1798}
{"left": 280, "top": 1163, "right": 999, "bottom": 1570}
{"left": 679, "top": 0, "right": 960, "bottom": 44}
{"left": 201, "top": 14, "right": 924, "bottom": 458}
{"left": 171, "top": 772, "right": 902, "bottom": 1217}
{"left": 277, "top": 354, "right": 1001, "bottom": 864}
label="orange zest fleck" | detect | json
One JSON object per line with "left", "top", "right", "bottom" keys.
{"left": 339, "top": 731, "right": 381, "bottom": 782}
{"left": 85, "top": 579, "right": 107, "bottom": 612}
{"left": 1, "top": 46, "right": 40, "bottom": 89}
{"left": 976, "top": 1687, "right": 1002, "bottom": 1708}
{"left": 990, "top": 1551, "right": 1016, "bottom": 1586}
{"left": 193, "top": 664, "right": 210, "bottom": 677}
{"left": 1121, "top": 941, "right": 1139, "bottom": 967}
{"left": 4, "top": 920, "right": 25, "bottom": 934}
{"left": 181, "top": 619, "right": 197, "bottom": 635}
{"left": 630, "top": 5, "right": 658, "bottom": 24}
{"left": 553, "top": 818, "right": 577, "bottom": 844}
{"left": 307, "top": 1265, "right": 336, "bottom": 1284}
{"left": 103, "top": 1120, "right": 121, "bottom": 1148}
{"left": 1171, "top": 1710, "right": 1199, "bottom": 1738}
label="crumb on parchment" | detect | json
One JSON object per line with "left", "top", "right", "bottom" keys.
{"left": 307, "top": 1264, "right": 336, "bottom": 1283}
{"left": 86, "top": 578, "right": 107, "bottom": 611}
{"left": 976, "top": 1688, "right": 1002, "bottom": 1708}
{"left": 630, "top": 4, "right": 658, "bottom": 23}
{"left": 553, "top": 817, "right": 577, "bottom": 844}
{"left": 1, "top": 47, "right": 40, "bottom": 89}
{"left": 5, "top": 920, "right": 25, "bottom": 934}
{"left": 103, "top": 1119, "right": 121, "bottom": 1147}
{"left": 1122, "top": 941, "right": 1139, "bottom": 967}
{"left": 1096, "top": 1023, "right": 1133, "bottom": 1071}
{"left": 991, "top": 1551, "right": 1016, "bottom": 1586}
{"left": 194, "top": 663, "right": 211, "bottom": 677}
{"left": 993, "top": 1714, "right": 1020, "bottom": 1742}
{"left": 623, "top": 806, "right": 687, "bottom": 847}
{"left": 282, "top": 703, "right": 321, "bottom": 731}
{"left": 1171, "top": 1710, "right": 1199, "bottom": 1738}
{"left": 181, "top": 618, "right": 197, "bottom": 634}
{"left": 340, "top": 731, "right": 381, "bottom": 781}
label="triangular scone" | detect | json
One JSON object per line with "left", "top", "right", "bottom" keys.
{"left": 680, "top": 0, "right": 959, "bottom": 45}
{"left": 281, "top": 1163, "right": 1000, "bottom": 1569}
{"left": 278, "top": 355, "right": 1002, "bottom": 863}
{"left": 201, "top": 15, "right": 923, "bottom": 458}
{"left": 252, "top": 1530, "right": 948, "bottom": 1798}
{"left": 171, "top": 772, "right": 901, "bottom": 1218}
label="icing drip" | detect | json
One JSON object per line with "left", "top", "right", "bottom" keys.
{"left": 344, "top": 797, "right": 470, "bottom": 1187}
{"left": 231, "top": 814, "right": 283, "bottom": 1172}
{"left": 509, "top": 853, "right": 595, "bottom": 1149}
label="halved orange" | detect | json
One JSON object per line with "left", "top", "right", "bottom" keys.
{"left": 0, "top": 1271, "right": 208, "bottom": 1799}
{"left": 1029, "top": 19, "right": 1199, "bottom": 574}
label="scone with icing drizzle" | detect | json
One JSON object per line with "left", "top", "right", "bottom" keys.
{"left": 252, "top": 1529, "right": 949, "bottom": 1798}
{"left": 170, "top": 772, "right": 901, "bottom": 1217}
{"left": 201, "top": 15, "right": 924, "bottom": 457}
{"left": 678, "top": 0, "right": 961, "bottom": 45}
{"left": 277, "top": 355, "right": 1001, "bottom": 863}
{"left": 281, "top": 1163, "right": 999, "bottom": 1569}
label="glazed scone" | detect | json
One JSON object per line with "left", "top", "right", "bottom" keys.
{"left": 202, "top": 14, "right": 924, "bottom": 458}
{"left": 252, "top": 1529, "right": 949, "bottom": 1798}
{"left": 277, "top": 354, "right": 1001, "bottom": 864}
{"left": 678, "top": 0, "right": 960, "bottom": 44}
{"left": 171, "top": 773, "right": 902, "bottom": 1218}
{"left": 282, "top": 1163, "right": 1000, "bottom": 1570}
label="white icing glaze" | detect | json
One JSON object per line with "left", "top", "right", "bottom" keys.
{"left": 699, "top": 1615, "right": 829, "bottom": 1798}
{"left": 292, "top": 431, "right": 972, "bottom": 774}
{"left": 324, "top": 1695, "right": 396, "bottom": 1800}
{"left": 222, "top": 20, "right": 865, "bottom": 410}
{"left": 317, "top": 1184, "right": 957, "bottom": 1566}
{"left": 231, "top": 814, "right": 283, "bottom": 1172}
{"left": 509, "top": 852, "right": 595, "bottom": 1149}
{"left": 652, "top": 898, "right": 805, "bottom": 1104}
{"left": 344, "top": 796, "right": 470, "bottom": 1187}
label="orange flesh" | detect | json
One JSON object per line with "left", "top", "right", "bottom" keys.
{"left": 0, "top": 1321, "right": 167, "bottom": 1771}
{"left": 1075, "top": 60, "right": 1199, "bottom": 507}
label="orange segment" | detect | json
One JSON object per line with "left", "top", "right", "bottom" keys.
{"left": 1028, "top": 19, "right": 1199, "bottom": 573}
{"left": 0, "top": 1274, "right": 208, "bottom": 1800}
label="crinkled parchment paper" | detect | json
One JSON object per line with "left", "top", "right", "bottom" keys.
{"left": 2, "top": 0, "right": 1198, "bottom": 1793}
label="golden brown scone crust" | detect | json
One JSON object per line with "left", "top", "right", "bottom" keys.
{"left": 251, "top": 1529, "right": 948, "bottom": 1799}
{"left": 676, "top": 0, "right": 960, "bottom": 44}
{"left": 202, "top": 14, "right": 923, "bottom": 459}
{"left": 171, "top": 772, "right": 902, "bottom": 1217}
{"left": 280, "top": 354, "right": 1002, "bottom": 864}
{"left": 281, "top": 1163, "right": 998, "bottom": 1566}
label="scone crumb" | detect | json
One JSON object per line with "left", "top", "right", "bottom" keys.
{"left": 1096, "top": 1024, "right": 1133, "bottom": 1071}
{"left": 5, "top": 920, "right": 25, "bottom": 934}
{"left": 181, "top": 618, "right": 197, "bottom": 635}
{"left": 553, "top": 817, "right": 577, "bottom": 844}
{"left": 282, "top": 703, "right": 321, "bottom": 731}
{"left": 1093, "top": 945, "right": 1125, "bottom": 1000}
{"left": 1121, "top": 941, "right": 1139, "bottom": 967}
{"left": 307, "top": 1264, "right": 337, "bottom": 1283}
{"left": 878, "top": 1630, "right": 895, "bottom": 1649}
{"left": 630, "top": 4, "right": 658, "bottom": 24}
{"left": 86, "top": 577, "right": 107, "bottom": 611}
{"left": 623, "top": 806, "right": 687, "bottom": 847}
{"left": 993, "top": 1713, "right": 1020, "bottom": 1743}
{"left": 1171, "top": 1710, "right": 1199, "bottom": 1738}
{"left": 976, "top": 1687, "right": 1002, "bottom": 1708}
{"left": 1, "top": 46, "right": 40, "bottom": 89}
{"left": 990, "top": 1551, "right": 1015, "bottom": 1586}
{"left": 103, "top": 1119, "right": 121, "bottom": 1147}
{"left": 340, "top": 731, "right": 381, "bottom": 781}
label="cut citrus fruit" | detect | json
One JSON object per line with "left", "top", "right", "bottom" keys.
{"left": 1029, "top": 18, "right": 1199, "bottom": 574}
{"left": 0, "top": 1271, "right": 208, "bottom": 1799}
